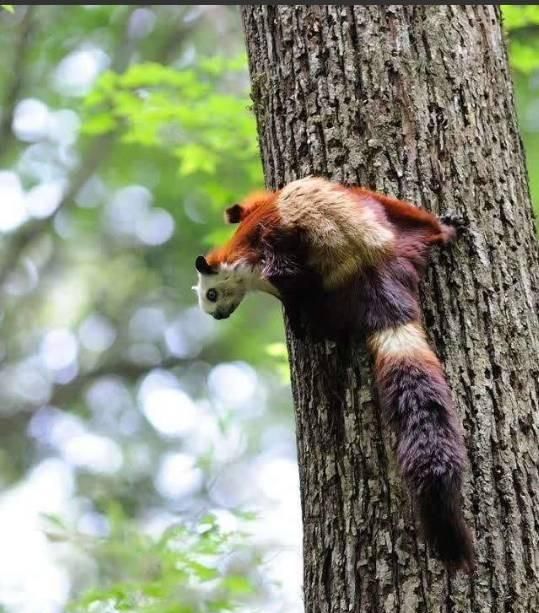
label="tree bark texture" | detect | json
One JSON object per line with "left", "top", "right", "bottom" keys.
{"left": 242, "top": 5, "right": 539, "bottom": 613}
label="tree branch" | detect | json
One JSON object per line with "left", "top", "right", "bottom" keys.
{"left": 0, "top": 5, "right": 34, "bottom": 161}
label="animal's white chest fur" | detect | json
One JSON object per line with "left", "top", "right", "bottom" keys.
{"left": 276, "top": 178, "right": 394, "bottom": 288}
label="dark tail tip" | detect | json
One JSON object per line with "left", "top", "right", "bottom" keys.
{"left": 417, "top": 474, "right": 475, "bottom": 574}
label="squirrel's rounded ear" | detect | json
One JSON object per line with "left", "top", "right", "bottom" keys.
{"left": 224, "top": 204, "right": 244, "bottom": 224}
{"left": 195, "top": 255, "right": 216, "bottom": 275}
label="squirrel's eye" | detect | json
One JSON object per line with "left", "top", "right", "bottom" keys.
{"left": 206, "top": 288, "right": 218, "bottom": 302}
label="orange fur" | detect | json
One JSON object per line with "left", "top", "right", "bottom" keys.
{"left": 350, "top": 187, "right": 451, "bottom": 245}
{"left": 207, "top": 191, "right": 281, "bottom": 267}
{"left": 207, "top": 181, "right": 453, "bottom": 271}
{"left": 238, "top": 190, "right": 275, "bottom": 218}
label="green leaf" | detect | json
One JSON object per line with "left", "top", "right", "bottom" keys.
{"left": 199, "top": 54, "right": 247, "bottom": 76}
{"left": 265, "top": 342, "right": 288, "bottom": 359}
{"left": 189, "top": 561, "right": 219, "bottom": 581}
{"left": 177, "top": 144, "right": 218, "bottom": 176}
{"left": 120, "top": 63, "right": 204, "bottom": 91}
{"left": 222, "top": 575, "right": 255, "bottom": 595}
{"left": 234, "top": 510, "right": 258, "bottom": 522}
{"left": 510, "top": 40, "right": 539, "bottom": 74}
{"left": 40, "top": 512, "right": 69, "bottom": 530}
{"left": 502, "top": 5, "right": 539, "bottom": 30}
{"left": 1, "top": 5, "right": 14, "bottom": 13}
{"left": 82, "top": 113, "right": 117, "bottom": 135}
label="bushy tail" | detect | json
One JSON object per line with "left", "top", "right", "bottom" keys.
{"left": 368, "top": 322, "right": 475, "bottom": 573}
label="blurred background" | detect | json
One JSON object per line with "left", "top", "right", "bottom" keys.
{"left": 0, "top": 5, "right": 535, "bottom": 613}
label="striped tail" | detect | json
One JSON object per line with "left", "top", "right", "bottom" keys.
{"left": 368, "top": 322, "right": 474, "bottom": 572}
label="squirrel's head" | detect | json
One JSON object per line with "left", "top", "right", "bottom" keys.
{"left": 193, "top": 255, "right": 248, "bottom": 320}
{"left": 194, "top": 190, "right": 278, "bottom": 319}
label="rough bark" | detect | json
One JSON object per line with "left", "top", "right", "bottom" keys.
{"left": 242, "top": 5, "right": 539, "bottom": 613}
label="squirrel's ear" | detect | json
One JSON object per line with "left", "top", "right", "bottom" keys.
{"left": 224, "top": 204, "right": 244, "bottom": 224}
{"left": 195, "top": 255, "right": 217, "bottom": 275}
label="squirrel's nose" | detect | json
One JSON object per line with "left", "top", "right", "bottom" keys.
{"left": 213, "top": 311, "right": 230, "bottom": 320}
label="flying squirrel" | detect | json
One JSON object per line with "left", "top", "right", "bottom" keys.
{"left": 193, "top": 176, "right": 474, "bottom": 573}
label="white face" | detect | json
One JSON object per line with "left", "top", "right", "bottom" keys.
{"left": 195, "top": 266, "right": 247, "bottom": 320}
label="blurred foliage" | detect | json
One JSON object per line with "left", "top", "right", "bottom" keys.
{"left": 81, "top": 56, "right": 262, "bottom": 248}
{"left": 0, "top": 6, "right": 294, "bottom": 613}
{"left": 503, "top": 6, "right": 539, "bottom": 75}
{"left": 45, "top": 510, "right": 260, "bottom": 613}
{"left": 502, "top": 5, "right": 539, "bottom": 215}
{"left": 0, "top": 5, "right": 535, "bottom": 613}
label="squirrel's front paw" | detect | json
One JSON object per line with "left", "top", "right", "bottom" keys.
{"left": 441, "top": 211, "right": 467, "bottom": 231}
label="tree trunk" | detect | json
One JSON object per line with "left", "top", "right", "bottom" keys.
{"left": 242, "top": 5, "right": 539, "bottom": 613}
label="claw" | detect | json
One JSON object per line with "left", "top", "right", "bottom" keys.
{"left": 441, "top": 211, "right": 466, "bottom": 230}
